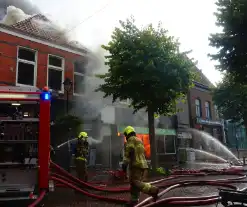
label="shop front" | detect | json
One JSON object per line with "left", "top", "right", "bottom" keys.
{"left": 194, "top": 118, "right": 224, "bottom": 142}
{"left": 117, "top": 126, "right": 177, "bottom": 166}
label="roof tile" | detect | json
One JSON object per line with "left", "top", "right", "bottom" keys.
{"left": 10, "top": 14, "right": 87, "bottom": 53}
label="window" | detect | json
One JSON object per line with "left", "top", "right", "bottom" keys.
{"left": 47, "top": 55, "right": 64, "bottom": 91}
{"left": 205, "top": 101, "right": 211, "bottom": 119}
{"left": 73, "top": 60, "right": 86, "bottom": 95}
{"left": 16, "top": 47, "right": 37, "bottom": 86}
{"left": 195, "top": 99, "right": 201, "bottom": 117}
{"left": 157, "top": 135, "right": 176, "bottom": 154}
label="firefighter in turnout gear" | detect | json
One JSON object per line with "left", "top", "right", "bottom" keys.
{"left": 75, "top": 131, "right": 89, "bottom": 181}
{"left": 122, "top": 126, "right": 159, "bottom": 206}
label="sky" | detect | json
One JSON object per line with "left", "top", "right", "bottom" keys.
{"left": 32, "top": 0, "right": 223, "bottom": 84}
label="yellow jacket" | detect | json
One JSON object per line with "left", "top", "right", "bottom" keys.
{"left": 123, "top": 136, "right": 148, "bottom": 169}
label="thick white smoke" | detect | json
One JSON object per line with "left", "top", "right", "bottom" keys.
{"left": 0, "top": 0, "right": 39, "bottom": 19}
{"left": 74, "top": 45, "right": 110, "bottom": 121}
{"left": 1, "top": 5, "right": 31, "bottom": 25}
{"left": 1, "top": 6, "right": 78, "bottom": 46}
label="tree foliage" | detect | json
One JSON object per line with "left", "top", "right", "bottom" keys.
{"left": 209, "top": 0, "right": 247, "bottom": 83}
{"left": 96, "top": 17, "right": 196, "bottom": 167}
{"left": 213, "top": 74, "right": 247, "bottom": 127}
{"left": 97, "top": 18, "right": 195, "bottom": 114}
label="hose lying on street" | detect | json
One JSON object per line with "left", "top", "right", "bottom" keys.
{"left": 50, "top": 176, "right": 129, "bottom": 204}
{"left": 51, "top": 161, "right": 179, "bottom": 192}
{"left": 50, "top": 161, "right": 247, "bottom": 207}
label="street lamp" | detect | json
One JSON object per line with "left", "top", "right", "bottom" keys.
{"left": 63, "top": 78, "right": 73, "bottom": 114}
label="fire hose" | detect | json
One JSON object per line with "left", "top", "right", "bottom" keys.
{"left": 28, "top": 190, "right": 46, "bottom": 207}
{"left": 29, "top": 161, "right": 247, "bottom": 206}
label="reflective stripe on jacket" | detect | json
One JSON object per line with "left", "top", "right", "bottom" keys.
{"left": 76, "top": 157, "right": 87, "bottom": 161}
{"left": 75, "top": 139, "right": 89, "bottom": 161}
{"left": 123, "top": 136, "right": 148, "bottom": 169}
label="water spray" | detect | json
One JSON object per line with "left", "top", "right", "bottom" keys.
{"left": 187, "top": 128, "right": 240, "bottom": 163}
{"left": 188, "top": 148, "right": 228, "bottom": 163}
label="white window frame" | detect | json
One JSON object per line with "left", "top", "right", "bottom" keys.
{"left": 47, "top": 54, "right": 64, "bottom": 93}
{"left": 16, "top": 46, "right": 37, "bottom": 87}
{"left": 73, "top": 61, "right": 85, "bottom": 96}
{"left": 195, "top": 99, "right": 201, "bottom": 117}
{"left": 120, "top": 98, "right": 131, "bottom": 105}
{"left": 205, "top": 101, "right": 211, "bottom": 119}
{"left": 158, "top": 135, "right": 176, "bottom": 155}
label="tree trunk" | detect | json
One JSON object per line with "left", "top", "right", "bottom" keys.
{"left": 148, "top": 106, "right": 158, "bottom": 169}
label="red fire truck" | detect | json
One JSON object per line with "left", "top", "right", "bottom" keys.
{"left": 0, "top": 86, "right": 51, "bottom": 204}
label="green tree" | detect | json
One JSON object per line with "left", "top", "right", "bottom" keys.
{"left": 213, "top": 74, "right": 247, "bottom": 128}
{"left": 96, "top": 17, "right": 195, "bottom": 168}
{"left": 209, "top": 0, "right": 247, "bottom": 83}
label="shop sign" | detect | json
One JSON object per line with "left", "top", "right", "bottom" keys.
{"left": 177, "top": 132, "right": 192, "bottom": 139}
{"left": 118, "top": 126, "right": 176, "bottom": 135}
{"left": 196, "top": 118, "right": 222, "bottom": 126}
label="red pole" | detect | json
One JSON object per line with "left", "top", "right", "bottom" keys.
{"left": 38, "top": 94, "right": 51, "bottom": 189}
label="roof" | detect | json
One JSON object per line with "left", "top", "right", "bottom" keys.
{"left": 3, "top": 14, "right": 87, "bottom": 54}
{"left": 190, "top": 65, "right": 214, "bottom": 88}
{"left": 196, "top": 68, "right": 214, "bottom": 88}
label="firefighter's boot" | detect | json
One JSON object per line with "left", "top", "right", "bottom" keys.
{"left": 150, "top": 187, "right": 159, "bottom": 202}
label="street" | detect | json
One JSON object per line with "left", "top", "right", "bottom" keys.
{"left": 43, "top": 173, "right": 247, "bottom": 207}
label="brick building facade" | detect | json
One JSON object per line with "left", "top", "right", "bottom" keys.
{"left": 0, "top": 14, "right": 87, "bottom": 97}
{"left": 188, "top": 78, "right": 224, "bottom": 142}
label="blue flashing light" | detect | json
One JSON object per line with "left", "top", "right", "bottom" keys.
{"left": 44, "top": 93, "right": 49, "bottom": 100}
{"left": 41, "top": 92, "right": 51, "bottom": 101}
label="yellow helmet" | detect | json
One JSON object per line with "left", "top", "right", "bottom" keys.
{"left": 123, "top": 126, "right": 135, "bottom": 136}
{"left": 78, "top": 132, "right": 88, "bottom": 139}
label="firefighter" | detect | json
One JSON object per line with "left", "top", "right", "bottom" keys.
{"left": 75, "top": 131, "right": 89, "bottom": 181}
{"left": 122, "top": 126, "right": 159, "bottom": 206}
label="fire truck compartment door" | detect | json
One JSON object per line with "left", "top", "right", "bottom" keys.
{"left": 0, "top": 184, "right": 34, "bottom": 201}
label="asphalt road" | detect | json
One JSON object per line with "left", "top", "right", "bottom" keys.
{"left": 42, "top": 173, "right": 247, "bottom": 207}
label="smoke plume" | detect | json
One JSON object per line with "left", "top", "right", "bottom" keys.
{"left": 1, "top": 5, "right": 78, "bottom": 46}
{"left": 0, "top": 0, "right": 39, "bottom": 20}
{"left": 74, "top": 46, "right": 110, "bottom": 121}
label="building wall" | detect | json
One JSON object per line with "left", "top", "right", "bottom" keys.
{"left": 188, "top": 85, "right": 224, "bottom": 148}
{"left": 0, "top": 31, "right": 84, "bottom": 91}
{"left": 176, "top": 98, "right": 190, "bottom": 127}
{"left": 189, "top": 86, "right": 218, "bottom": 122}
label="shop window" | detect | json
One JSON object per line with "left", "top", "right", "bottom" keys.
{"left": 17, "top": 47, "right": 37, "bottom": 86}
{"left": 205, "top": 101, "right": 211, "bottom": 119}
{"left": 157, "top": 135, "right": 176, "bottom": 154}
{"left": 48, "top": 55, "right": 64, "bottom": 91}
{"left": 195, "top": 98, "right": 201, "bottom": 117}
{"left": 73, "top": 60, "right": 86, "bottom": 95}
{"left": 165, "top": 135, "right": 176, "bottom": 154}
